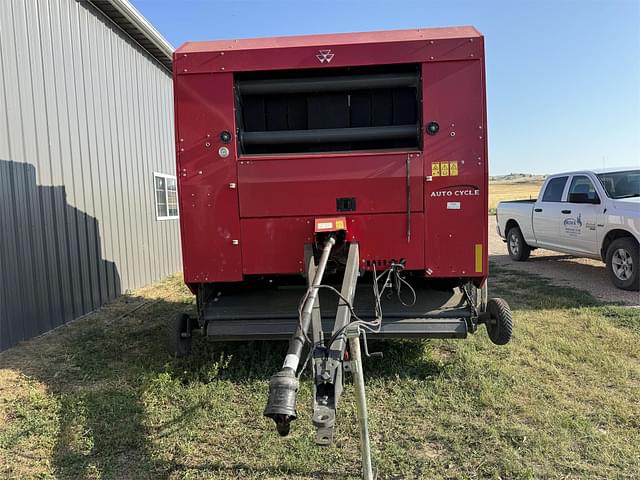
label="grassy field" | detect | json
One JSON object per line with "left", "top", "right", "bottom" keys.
{"left": 1, "top": 267, "right": 638, "bottom": 479}
{"left": 488, "top": 181, "right": 543, "bottom": 214}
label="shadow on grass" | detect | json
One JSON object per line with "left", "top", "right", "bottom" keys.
{"left": 167, "top": 335, "right": 443, "bottom": 385}
{"left": 490, "top": 262, "right": 639, "bottom": 334}
{"left": 165, "top": 461, "right": 354, "bottom": 479}
{"left": 0, "top": 288, "right": 441, "bottom": 479}
{"left": 489, "top": 262, "right": 602, "bottom": 310}
{"left": 0, "top": 295, "right": 182, "bottom": 478}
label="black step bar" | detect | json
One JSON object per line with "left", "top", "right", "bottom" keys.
{"left": 205, "top": 316, "right": 468, "bottom": 341}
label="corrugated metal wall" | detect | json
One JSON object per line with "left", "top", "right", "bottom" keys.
{"left": 0, "top": 0, "right": 181, "bottom": 351}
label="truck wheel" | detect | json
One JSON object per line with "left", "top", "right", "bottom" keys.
{"left": 606, "top": 237, "right": 639, "bottom": 291}
{"left": 506, "top": 226, "right": 531, "bottom": 261}
{"left": 486, "top": 298, "right": 512, "bottom": 345}
{"left": 168, "top": 313, "right": 193, "bottom": 357}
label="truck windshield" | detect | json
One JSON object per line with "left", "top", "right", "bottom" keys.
{"left": 596, "top": 170, "right": 640, "bottom": 199}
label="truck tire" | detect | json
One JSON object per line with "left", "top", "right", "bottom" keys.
{"left": 486, "top": 298, "right": 512, "bottom": 345}
{"left": 168, "top": 313, "right": 193, "bottom": 357}
{"left": 606, "top": 237, "right": 639, "bottom": 291}
{"left": 506, "top": 226, "right": 531, "bottom": 261}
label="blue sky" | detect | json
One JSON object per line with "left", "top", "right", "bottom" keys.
{"left": 132, "top": 0, "right": 640, "bottom": 175}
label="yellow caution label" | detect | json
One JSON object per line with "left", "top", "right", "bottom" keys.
{"left": 440, "top": 162, "right": 449, "bottom": 176}
{"left": 475, "top": 243, "right": 483, "bottom": 273}
{"left": 450, "top": 161, "right": 459, "bottom": 176}
{"left": 431, "top": 163, "right": 440, "bottom": 176}
{"left": 335, "top": 219, "right": 345, "bottom": 230}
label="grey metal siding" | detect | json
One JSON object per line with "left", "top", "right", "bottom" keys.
{"left": 0, "top": 0, "right": 181, "bottom": 351}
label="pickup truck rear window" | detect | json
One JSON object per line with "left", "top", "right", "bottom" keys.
{"left": 541, "top": 176, "right": 568, "bottom": 202}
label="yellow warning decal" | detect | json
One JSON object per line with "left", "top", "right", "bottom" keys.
{"left": 432, "top": 161, "right": 459, "bottom": 177}
{"left": 475, "top": 243, "right": 483, "bottom": 273}
{"left": 335, "top": 219, "right": 345, "bottom": 230}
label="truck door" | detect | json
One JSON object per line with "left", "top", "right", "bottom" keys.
{"left": 560, "top": 175, "right": 601, "bottom": 254}
{"left": 532, "top": 176, "right": 569, "bottom": 248}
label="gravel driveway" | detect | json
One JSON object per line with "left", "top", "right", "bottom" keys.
{"left": 488, "top": 216, "right": 640, "bottom": 306}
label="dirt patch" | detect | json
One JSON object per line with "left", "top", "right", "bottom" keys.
{"left": 488, "top": 216, "right": 639, "bottom": 306}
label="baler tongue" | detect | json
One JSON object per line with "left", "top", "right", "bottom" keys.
{"left": 264, "top": 233, "right": 376, "bottom": 480}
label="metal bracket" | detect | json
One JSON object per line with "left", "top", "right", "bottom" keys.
{"left": 461, "top": 283, "right": 479, "bottom": 333}
{"left": 312, "top": 242, "right": 360, "bottom": 446}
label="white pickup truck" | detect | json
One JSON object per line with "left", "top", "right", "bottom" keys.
{"left": 496, "top": 168, "right": 640, "bottom": 291}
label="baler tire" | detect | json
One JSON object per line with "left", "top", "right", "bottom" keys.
{"left": 168, "top": 313, "right": 192, "bottom": 358}
{"left": 506, "top": 226, "right": 531, "bottom": 261}
{"left": 486, "top": 298, "right": 512, "bottom": 345}
{"left": 606, "top": 237, "right": 640, "bottom": 291}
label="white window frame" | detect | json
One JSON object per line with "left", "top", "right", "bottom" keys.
{"left": 153, "top": 172, "right": 179, "bottom": 220}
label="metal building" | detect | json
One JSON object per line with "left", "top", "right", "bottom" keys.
{"left": 0, "top": 0, "right": 181, "bottom": 351}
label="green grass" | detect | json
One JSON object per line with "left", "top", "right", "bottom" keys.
{"left": 1, "top": 267, "right": 638, "bottom": 479}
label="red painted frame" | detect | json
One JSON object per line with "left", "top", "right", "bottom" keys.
{"left": 173, "top": 27, "right": 488, "bottom": 288}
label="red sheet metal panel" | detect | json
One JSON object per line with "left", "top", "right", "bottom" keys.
{"left": 238, "top": 152, "right": 423, "bottom": 218}
{"left": 422, "top": 56, "right": 488, "bottom": 279}
{"left": 174, "top": 34, "right": 481, "bottom": 76}
{"left": 350, "top": 213, "right": 425, "bottom": 270}
{"left": 240, "top": 217, "right": 314, "bottom": 275}
{"left": 240, "top": 213, "right": 424, "bottom": 275}
{"left": 174, "top": 73, "right": 243, "bottom": 282}
{"left": 177, "top": 27, "right": 481, "bottom": 53}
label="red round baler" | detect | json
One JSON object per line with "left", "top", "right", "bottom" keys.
{"left": 171, "top": 27, "right": 512, "bottom": 452}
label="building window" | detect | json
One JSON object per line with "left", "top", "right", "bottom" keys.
{"left": 154, "top": 173, "right": 179, "bottom": 220}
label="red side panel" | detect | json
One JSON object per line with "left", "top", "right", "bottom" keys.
{"left": 174, "top": 73, "right": 242, "bottom": 282}
{"left": 423, "top": 57, "right": 488, "bottom": 278}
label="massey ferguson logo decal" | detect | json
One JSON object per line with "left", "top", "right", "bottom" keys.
{"left": 316, "top": 49, "right": 334, "bottom": 63}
